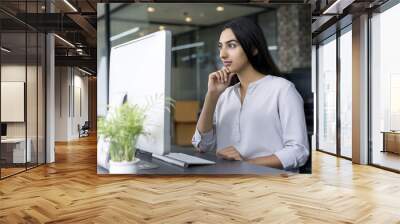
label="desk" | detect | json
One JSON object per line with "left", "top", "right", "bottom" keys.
{"left": 97, "top": 146, "right": 289, "bottom": 175}
{"left": 381, "top": 131, "right": 400, "bottom": 154}
{"left": 1, "top": 138, "right": 31, "bottom": 163}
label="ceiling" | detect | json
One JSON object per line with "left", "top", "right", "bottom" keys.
{"left": 104, "top": 3, "right": 270, "bottom": 25}
{"left": 100, "top": 3, "right": 273, "bottom": 46}
{"left": 0, "top": 1, "right": 285, "bottom": 75}
{"left": 0, "top": 0, "right": 99, "bottom": 74}
{"left": 311, "top": 0, "right": 390, "bottom": 43}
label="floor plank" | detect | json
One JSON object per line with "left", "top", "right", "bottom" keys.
{"left": 0, "top": 135, "right": 400, "bottom": 223}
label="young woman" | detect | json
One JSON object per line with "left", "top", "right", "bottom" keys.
{"left": 192, "top": 17, "right": 309, "bottom": 171}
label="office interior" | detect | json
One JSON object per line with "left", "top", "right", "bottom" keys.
{"left": 0, "top": 0, "right": 399, "bottom": 177}
{"left": 0, "top": 0, "right": 399, "bottom": 222}
{"left": 0, "top": 0, "right": 97, "bottom": 179}
{"left": 97, "top": 3, "right": 313, "bottom": 173}
{"left": 313, "top": 0, "right": 400, "bottom": 172}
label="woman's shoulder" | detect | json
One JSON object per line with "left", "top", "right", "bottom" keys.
{"left": 266, "top": 75, "right": 303, "bottom": 102}
{"left": 260, "top": 75, "right": 295, "bottom": 93}
{"left": 265, "top": 75, "right": 294, "bottom": 87}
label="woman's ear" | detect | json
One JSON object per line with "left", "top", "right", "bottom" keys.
{"left": 252, "top": 48, "right": 258, "bottom": 56}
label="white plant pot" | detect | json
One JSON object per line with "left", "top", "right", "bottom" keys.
{"left": 109, "top": 158, "right": 140, "bottom": 174}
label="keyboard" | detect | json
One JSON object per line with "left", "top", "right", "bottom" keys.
{"left": 166, "top": 153, "right": 215, "bottom": 165}
{"left": 152, "top": 153, "right": 215, "bottom": 167}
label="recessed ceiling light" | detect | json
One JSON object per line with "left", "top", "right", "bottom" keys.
{"left": 159, "top": 26, "right": 165, "bottom": 30}
{"left": 41, "top": 5, "right": 46, "bottom": 10}
{"left": 185, "top": 17, "right": 192, "bottom": 23}
{"left": 216, "top": 6, "right": 224, "bottom": 12}
{"left": 147, "top": 7, "right": 155, "bottom": 13}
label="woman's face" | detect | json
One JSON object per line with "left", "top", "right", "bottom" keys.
{"left": 218, "top": 28, "right": 249, "bottom": 73}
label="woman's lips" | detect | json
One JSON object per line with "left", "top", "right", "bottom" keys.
{"left": 223, "top": 61, "right": 232, "bottom": 67}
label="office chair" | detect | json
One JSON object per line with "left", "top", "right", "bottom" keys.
{"left": 79, "top": 121, "right": 90, "bottom": 138}
{"left": 299, "top": 134, "right": 312, "bottom": 174}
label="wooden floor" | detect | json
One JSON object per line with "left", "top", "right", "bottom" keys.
{"left": 372, "top": 150, "right": 400, "bottom": 171}
{"left": 1, "top": 135, "right": 400, "bottom": 223}
{"left": 1, "top": 167, "right": 26, "bottom": 178}
{"left": 1, "top": 163, "right": 44, "bottom": 178}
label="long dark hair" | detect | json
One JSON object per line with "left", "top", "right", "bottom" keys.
{"left": 222, "top": 17, "right": 280, "bottom": 85}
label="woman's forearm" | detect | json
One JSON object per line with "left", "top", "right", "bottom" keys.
{"left": 245, "top": 155, "right": 283, "bottom": 169}
{"left": 197, "top": 92, "right": 220, "bottom": 134}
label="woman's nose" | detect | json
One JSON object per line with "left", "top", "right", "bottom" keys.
{"left": 219, "top": 47, "right": 228, "bottom": 59}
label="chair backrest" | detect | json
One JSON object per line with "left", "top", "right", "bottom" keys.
{"left": 299, "top": 133, "right": 312, "bottom": 174}
{"left": 82, "top": 121, "right": 90, "bottom": 129}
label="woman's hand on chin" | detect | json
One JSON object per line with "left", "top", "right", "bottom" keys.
{"left": 207, "top": 67, "right": 235, "bottom": 97}
{"left": 216, "top": 146, "right": 243, "bottom": 161}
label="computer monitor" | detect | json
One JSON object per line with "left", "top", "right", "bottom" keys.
{"left": 109, "top": 30, "right": 172, "bottom": 156}
{"left": 1, "top": 123, "right": 7, "bottom": 137}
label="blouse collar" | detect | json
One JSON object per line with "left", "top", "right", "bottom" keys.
{"left": 233, "top": 75, "right": 271, "bottom": 93}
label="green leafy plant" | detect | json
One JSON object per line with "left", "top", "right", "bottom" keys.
{"left": 98, "top": 95, "right": 175, "bottom": 162}
{"left": 144, "top": 93, "right": 176, "bottom": 113}
{"left": 98, "top": 103, "right": 147, "bottom": 162}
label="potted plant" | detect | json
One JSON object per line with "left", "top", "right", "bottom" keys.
{"left": 98, "top": 103, "right": 147, "bottom": 174}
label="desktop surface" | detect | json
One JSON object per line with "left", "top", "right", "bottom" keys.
{"left": 97, "top": 145, "right": 289, "bottom": 175}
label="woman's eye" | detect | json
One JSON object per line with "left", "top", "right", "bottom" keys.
{"left": 228, "top": 44, "right": 236, "bottom": 48}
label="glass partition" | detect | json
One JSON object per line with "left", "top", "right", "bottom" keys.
{"left": 1, "top": 31, "right": 27, "bottom": 177}
{"left": 317, "top": 35, "right": 337, "bottom": 155}
{"left": 339, "top": 27, "right": 352, "bottom": 158}
{"left": 38, "top": 31, "right": 45, "bottom": 165}
{"left": 371, "top": 3, "right": 400, "bottom": 171}
{"left": 27, "top": 30, "right": 38, "bottom": 169}
{"left": 0, "top": 1, "right": 46, "bottom": 179}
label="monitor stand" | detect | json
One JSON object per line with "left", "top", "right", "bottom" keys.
{"left": 135, "top": 149, "right": 159, "bottom": 170}
{"left": 135, "top": 160, "right": 159, "bottom": 170}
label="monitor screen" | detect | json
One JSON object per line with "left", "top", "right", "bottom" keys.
{"left": 1, "top": 123, "right": 7, "bottom": 137}
{"left": 109, "top": 30, "right": 172, "bottom": 156}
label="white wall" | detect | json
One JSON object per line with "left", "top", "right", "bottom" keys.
{"left": 55, "top": 67, "right": 69, "bottom": 141}
{"left": 1, "top": 65, "right": 26, "bottom": 137}
{"left": 55, "top": 67, "right": 89, "bottom": 141}
{"left": 1, "top": 65, "right": 39, "bottom": 138}
{"left": 1, "top": 63, "right": 46, "bottom": 164}
{"left": 72, "top": 72, "right": 89, "bottom": 138}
